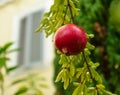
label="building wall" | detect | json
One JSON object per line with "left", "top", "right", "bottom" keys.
{"left": 0, "top": 0, "right": 54, "bottom": 67}
{"left": 0, "top": 0, "right": 46, "bottom": 45}
{"left": 0, "top": 1, "right": 55, "bottom": 94}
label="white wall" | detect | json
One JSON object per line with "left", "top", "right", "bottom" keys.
{"left": 0, "top": 0, "right": 54, "bottom": 68}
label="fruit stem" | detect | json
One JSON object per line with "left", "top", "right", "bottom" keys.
{"left": 67, "top": 0, "right": 75, "bottom": 23}
{"left": 82, "top": 51, "right": 99, "bottom": 95}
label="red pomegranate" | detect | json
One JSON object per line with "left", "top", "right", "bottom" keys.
{"left": 54, "top": 24, "right": 87, "bottom": 56}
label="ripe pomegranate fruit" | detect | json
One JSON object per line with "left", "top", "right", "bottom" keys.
{"left": 54, "top": 24, "right": 87, "bottom": 56}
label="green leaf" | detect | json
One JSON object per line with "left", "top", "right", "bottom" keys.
{"left": 0, "top": 42, "right": 13, "bottom": 54}
{"left": 101, "top": 89, "right": 117, "bottom": 95}
{"left": 59, "top": 54, "right": 68, "bottom": 64}
{"left": 8, "top": 48, "right": 20, "bottom": 53}
{"left": 72, "top": 85, "right": 81, "bottom": 95}
{"left": 14, "top": 86, "right": 28, "bottom": 95}
{"left": 87, "top": 87, "right": 96, "bottom": 94}
{"left": 83, "top": 85, "right": 88, "bottom": 95}
{"left": 11, "top": 78, "right": 27, "bottom": 85}
{"left": 89, "top": 62, "right": 100, "bottom": 69}
{"left": 84, "top": 48, "right": 91, "bottom": 55}
{"left": 55, "top": 0, "right": 65, "bottom": 6}
{"left": 80, "top": 70, "right": 87, "bottom": 84}
{"left": 35, "top": 90, "right": 43, "bottom": 95}
{"left": 39, "top": 83, "right": 48, "bottom": 88}
{"left": 7, "top": 65, "right": 18, "bottom": 73}
{"left": 64, "top": 76, "right": 69, "bottom": 90}
{"left": 70, "top": 0, "right": 79, "bottom": 16}
{"left": 86, "top": 42, "right": 95, "bottom": 50}
{"left": 93, "top": 89, "right": 98, "bottom": 95}
{"left": 91, "top": 68, "right": 102, "bottom": 84}
{"left": 0, "top": 57, "right": 8, "bottom": 68}
{"left": 76, "top": 67, "right": 84, "bottom": 78}
{"left": 55, "top": 69, "right": 64, "bottom": 82}
{"left": 73, "top": 82, "right": 80, "bottom": 86}
{"left": 70, "top": 63, "right": 75, "bottom": 77}
{"left": 93, "top": 62, "right": 100, "bottom": 68}
{"left": 72, "top": 81, "right": 85, "bottom": 95}
{"left": 96, "top": 84, "right": 105, "bottom": 89}
{"left": 63, "top": 69, "right": 69, "bottom": 89}
{"left": 87, "top": 34, "right": 94, "bottom": 38}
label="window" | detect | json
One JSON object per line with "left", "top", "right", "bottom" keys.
{"left": 10, "top": 1, "right": 54, "bottom": 69}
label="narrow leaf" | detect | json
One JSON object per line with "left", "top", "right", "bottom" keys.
{"left": 11, "top": 78, "right": 27, "bottom": 85}
{"left": 86, "top": 42, "right": 95, "bottom": 50}
{"left": 0, "top": 57, "right": 8, "bottom": 68}
{"left": 15, "top": 86, "right": 28, "bottom": 95}
{"left": 76, "top": 68, "right": 84, "bottom": 78}
{"left": 72, "top": 85, "right": 81, "bottom": 95}
{"left": 2, "top": 42, "right": 13, "bottom": 52}
{"left": 7, "top": 65, "right": 18, "bottom": 73}
{"left": 55, "top": 69, "right": 64, "bottom": 82}
{"left": 39, "top": 83, "right": 48, "bottom": 88}
{"left": 70, "top": 63, "right": 75, "bottom": 77}
{"left": 64, "top": 77, "right": 69, "bottom": 90}
{"left": 101, "top": 89, "right": 117, "bottom": 95}
{"left": 91, "top": 68, "right": 102, "bottom": 83}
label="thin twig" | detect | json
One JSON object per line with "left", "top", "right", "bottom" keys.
{"left": 67, "top": 0, "right": 75, "bottom": 23}
{"left": 65, "top": 0, "right": 99, "bottom": 94}
{"left": 82, "top": 51, "right": 99, "bottom": 95}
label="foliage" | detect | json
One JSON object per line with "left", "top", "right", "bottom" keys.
{"left": 37, "top": 0, "right": 117, "bottom": 95}
{"left": 11, "top": 73, "right": 48, "bottom": 95}
{"left": 36, "top": 0, "right": 79, "bottom": 37}
{"left": 0, "top": 42, "right": 18, "bottom": 95}
{"left": 0, "top": 42, "right": 48, "bottom": 95}
{"left": 109, "top": 0, "right": 120, "bottom": 31}
{"left": 74, "top": 0, "right": 120, "bottom": 94}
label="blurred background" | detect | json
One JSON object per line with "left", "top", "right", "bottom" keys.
{"left": 0, "top": 0, "right": 55, "bottom": 95}
{"left": 0, "top": 0, "right": 120, "bottom": 95}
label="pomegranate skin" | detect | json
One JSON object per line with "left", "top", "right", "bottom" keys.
{"left": 54, "top": 24, "right": 87, "bottom": 56}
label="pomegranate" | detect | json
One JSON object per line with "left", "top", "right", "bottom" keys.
{"left": 54, "top": 24, "right": 87, "bottom": 56}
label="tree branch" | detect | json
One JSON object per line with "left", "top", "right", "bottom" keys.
{"left": 67, "top": 0, "right": 75, "bottom": 23}
{"left": 82, "top": 51, "right": 99, "bottom": 95}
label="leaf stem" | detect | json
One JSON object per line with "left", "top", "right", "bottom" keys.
{"left": 82, "top": 51, "right": 99, "bottom": 95}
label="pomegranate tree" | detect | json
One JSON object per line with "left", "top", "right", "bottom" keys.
{"left": 36, "top": 0, "right": 115, "bottom": 95}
